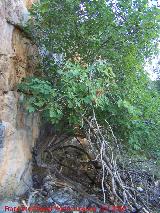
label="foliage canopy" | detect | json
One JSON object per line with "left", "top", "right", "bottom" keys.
{"left": 19, "top": 0, "right": 160, "bottom": 158}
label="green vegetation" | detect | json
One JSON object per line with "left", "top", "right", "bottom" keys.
{"left": 19, "top": 0, "right": 160, "bottom": 159}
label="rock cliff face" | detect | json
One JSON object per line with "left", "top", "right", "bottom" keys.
{"left": 0, "top": 0, "right": 39, "bottom": 199}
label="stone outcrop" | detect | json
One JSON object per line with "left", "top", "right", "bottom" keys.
{"left": 0, "top": 0, "right": 39, "bottom": 199}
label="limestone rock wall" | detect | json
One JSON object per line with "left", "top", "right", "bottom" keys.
{"left": 0, "top": 0, "right": 39, "bottom": 199}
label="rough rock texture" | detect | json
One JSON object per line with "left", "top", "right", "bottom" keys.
{"left": 0, "top": 0, "right": 39, "bottom": 199}
{"left": 29, "top": 174, "right": 99, "bottom": 213}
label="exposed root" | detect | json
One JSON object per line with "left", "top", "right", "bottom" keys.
{"left": 31, "top": 112, "right": 159, "bottom": 212}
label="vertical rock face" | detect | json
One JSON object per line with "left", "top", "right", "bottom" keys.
{"left": 0, "top": 0, "right": 39, "bottom": 199}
